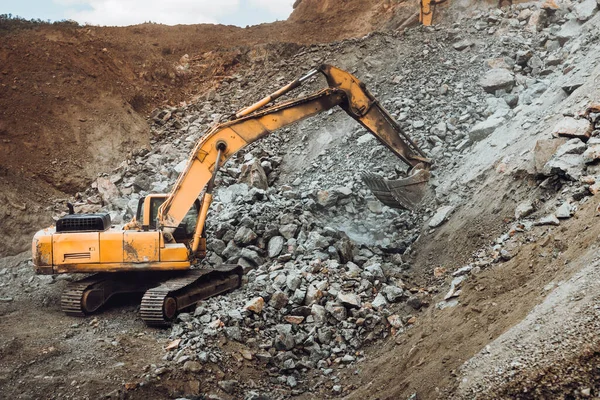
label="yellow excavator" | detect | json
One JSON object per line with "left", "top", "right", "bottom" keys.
{"left": 32, "top": 65, "right": 432, "bottom": 326}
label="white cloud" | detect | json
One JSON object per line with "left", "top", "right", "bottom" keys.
{"left": 62, "top": 0, "right": 242, "bottom": 26}
{"left": 249, "top": 0, "right": 295, "bottom": 18}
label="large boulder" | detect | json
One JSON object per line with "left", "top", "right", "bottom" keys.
{"left": 479, "top": 69, "right": 515, "bottom": 94}
{"left": 574, "top": 0, "right": 598, "bottom": 21}
{"left": 239, "top": 160, "right": 268, "bottom": 190}
{"left": 543, "top": 154, "right": 585, "bottom": 180}
{"left": 551, "top": 117, "right": 592, "bottom": 140}
{"left": 469, "top": 117, "right": 504, "bottom": 142}
{"left": 556, "top": 19, "right": 583, "bottom": 45}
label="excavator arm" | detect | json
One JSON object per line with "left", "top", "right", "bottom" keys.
{"left": 158, "top": 65, "right": 432, "bottom": 253}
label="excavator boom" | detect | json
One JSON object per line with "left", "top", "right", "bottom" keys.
{"left": 159, "top": 64, "right": 431, "bottom": 236}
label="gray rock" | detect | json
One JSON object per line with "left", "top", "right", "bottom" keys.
{"left": 279, "top": 224, "right": 298, "bottom": 240}
{"left": 304, "top": 232, "right": 330, "bottom": 251}
{"left": 240, "top": 248, "right": 263, "bottom": 267}
{"left": 535, "top": 214, "right": 560, "bottom": 226}
{"left": 469, "top": 117, "right": 504, "bottom": 142}
{"left": 574, "top": 0, "right": 598, "bottom": 21}
{"left": 342, "top": 354, "right": 356, "bottom": 363}
{"left": 287, "top": 375, "right": 297, "bottom": 388}
{"left": 554, "top": 138, "right": 587, "bottom": 157}
{"left": 274, "top": 324, "right": 296, "bottom": 351}
{"left": 282, "top": 358, "right": 296, "bottom": 370}
{"left": 444, "top": 276, "right": 466, "bottom": 300}
{"left": 177, "top": 312, "right": 191, "bottom": 322}
{"left": 527, "top": 55, "right": 544, "bottom": 74}
{"left": 267, "top": 236, "right": 285, "bottom": 258}
{"left": 222, "top": 240, "right": 241, "bottom": 261}
{"left": 96, "top": 177, "right": 121, "bottom": 205}
{"left": 335, "top": 238, "right": 354, "bottom": 263}
{"left": 504, "top": 94, "right": 519, "bottom": 108}
{"left": 407, "top": 296, "right": 424, "bottom": 310}
{"left": 543, "top": 154, "right": 585, "bottom": 180}
{"left": 337, "top": 292, "right": 361, "bottom": 309}
{"left": 453, "top": 39, "right": 474, "bottom": 50}
{"left": 346, "top": 262, "right": 361, "bottom": 278}
{"left": 562, "top": 81, "right": 584, "bottom": 95}
{"left": 227, "top": 309, "right": 243, "bottom": 320}
{"left": 556, "top": 19, "right": 582, "bottom": 45}
{"left": 291, "top": 288, "right": 306, "bottom": 305}
{"left": 371, "top": 293, "right": 388, "bottom": 309}
{"left": 357, "top": 133, "right": 375, "bottom": 145}
{"left": 286, "top": 271, "right": 302, "bottom": 291}
{"left": 479, "top": 69, "right": 515, "bottom": 93}
{"left": 304, "top": 284, "right": 322, "bottom": 306}
{"left": 429, "top": 206, "right": 454, "bottom": 228}
{"left": 208, "top": 239, "right": 226, "bottom": 256}
{"left": 316, "top": 186, "right": 351, "bottom": 208}
{"left": 382, "top": 285, "right": 404, "bottom": 302}
{"left": 555, "top": 202, "right": 573, "bottom": 219}
{"left": 217, "top": 183, "right": 249, "bottom": 204}
{"left": 583, "top": 143, "right": 600, "bottom": 163}
{"left": 526, "top": 9, "right": 546, "bottom": 32}
{"left": 311, "top": 304, "right": 327, "bottom": 326}
{"left": 325, "top": 302, "right": 347, "bottom": 321}
{"left": 239, "top": 159, "right": 268, "bottom": 190}
{"left": 225, "top": 326, "right": 243, "bottom": 342}
{"left": 363, "top": 263, "right": 386, "bottom": 281}
{"left": 515, "top": 201, "right": 536, "bottom": 219}
{"left": 367, "top": 200, "right": 383, "bottom": 213}
{"left": 233, "top": 226, "right": 257, "bottom": 246}
{"left": 546, "top": 53, "right": 563, "bottom": 66}
{"left": 515, "top": 50, "right": 533, "bottom": 65}
{"left": 533, "top": 138, "right": 568, "bottom": 174}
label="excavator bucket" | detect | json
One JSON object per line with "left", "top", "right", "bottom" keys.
{"left": 362, "top": 169, "right": 431, "bottom": 210}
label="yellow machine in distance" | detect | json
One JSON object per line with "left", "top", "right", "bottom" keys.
{"left": 32, "top": 65, "right": 432, "bottom": 325}
{"left": 419, "top": 0, "right": 448, "bottom": 26}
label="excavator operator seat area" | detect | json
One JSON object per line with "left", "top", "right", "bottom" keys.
{"left": 136, "top": 195, "right": 200, "bottom": 241}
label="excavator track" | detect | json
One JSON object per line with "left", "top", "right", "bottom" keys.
{"left": 140, "top": 265, "right": 243, "bottom": 327}
{"left": 60, "top": 267, "right": 243, "bottom": 325}
{"left": 61, "top": 274, "right": 108, "bottom": 317}
{"left": 140, "top": 272, "right": 202, "bottom": 326}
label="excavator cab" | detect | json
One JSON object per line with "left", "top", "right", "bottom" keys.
{"left": 135, "top": 194, "right": 201, "bottom": 244}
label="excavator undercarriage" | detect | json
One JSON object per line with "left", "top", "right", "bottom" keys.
{"left": 61, "top": 266, "right": 242, "bottom": 326}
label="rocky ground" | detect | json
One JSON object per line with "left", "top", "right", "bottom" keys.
{"left": 2, "top": 0, "right": 600, "bottom": 399}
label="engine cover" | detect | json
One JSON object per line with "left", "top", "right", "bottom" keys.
{"left": 56, "top": 213, "right": 112, "bottom": 233}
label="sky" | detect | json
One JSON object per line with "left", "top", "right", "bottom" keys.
{"left": 1, "top": 0, "right": 296, "bottom": 27}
